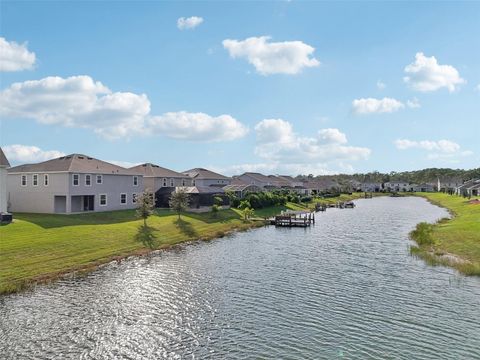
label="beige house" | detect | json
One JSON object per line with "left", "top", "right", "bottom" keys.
{"left": 7, "top": 154, "right": 143, "bottom": 214}
{"left": 183, "top": 168, "right": 231, "bottom": 187}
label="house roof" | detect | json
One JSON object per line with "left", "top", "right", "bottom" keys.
{"left": 8, "top": 154, "right": 141, "bottom": 175}
{"left": 240, "top": 172, "right": 274, "bottom": 184}
{"left": 179, "top": 186, "right": 225, "bottom": 194}
{"left": 223, "top": 183, "right": 260, "bottom": 192}
{"left": 183, "top": 168, "right": 229, "bottom": 180}
{"left": 130, "top": 163, "right": 188, "bottom": 178}
{"left": 0, "top": 147, "right": 10, "bottom": 167}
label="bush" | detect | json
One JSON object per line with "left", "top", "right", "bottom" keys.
{"left": 410, "top": 222, "right": 435, "bottom": 246}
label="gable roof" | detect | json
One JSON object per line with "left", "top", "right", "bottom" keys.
{"left": 130, "top": 163, "right": 188, "bottom": 178}
{"left": 0, "top": 147, "right": 10, "bottom": 167}
{"left": 240, "top": 172, "right": 274, "bottom": 184}
{"left": 8, "top": 154, "right": 141, "bottom": 175}
{"left": 183, "top": 168, "right": 229, "bottom": 180}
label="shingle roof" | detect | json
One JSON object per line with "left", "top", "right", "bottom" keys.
{"left": 241, "top": 172, "right": 274, "bottom": 183}
{"left": 130, "top": 163, "right": 188, "bottom": 178}
{"left": 0, "top": 147, "right": 10, "bottom": 167}
{"left": 8, "top": 154, "right": 141, "bottom": 175}
{"left": 179, "top": 186, "right": 225, "bottom": 194}
{"left": 183, "top": 168, "right": 229, "bottom": 180}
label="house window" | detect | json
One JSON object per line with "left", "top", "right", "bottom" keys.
{"left": 96, "top": 175, "right": 103, "bottom": 184}
{"left": 170, "top": 178, "right": 174, "bottom": 187}
{"left": 133, "top": 176, "right": 138, "bottom": 186}
{"left": 21, "top": 175, "right": 27, "bottom": 186}
{"left": 73, "top": 174, "right": 80, "bottom": 186}
{"left": 163, "top": 178, "right": 167, "bottom": 187}
{"left": 85, "top": 174, "right": 92, "bottom": 186}
{"left": 120, "top": 193, "right": 127, "bottom": 204}
{"left": 182, "top": 179, "right": 186, "bottom": 186}
{"left": 33, "top": 174, "right": 39, "bottom": 186}
{"left": 132, "top": 193, "right": 138, "bottom": 204}
{"left": 44, "top": 174, "right": 49, "bottom": 186}
{"left": 99, "top": 194, "right": 107, "bottom": 206}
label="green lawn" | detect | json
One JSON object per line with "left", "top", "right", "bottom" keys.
{"left": 0, "top": 202, "right": 309, "bottom": 294}
{"left": 413, "top": 193, "right": 480, "bottom": 275}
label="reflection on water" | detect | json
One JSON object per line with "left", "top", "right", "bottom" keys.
{"left": 1, "top": 197, "right": 479, "bottom": 359}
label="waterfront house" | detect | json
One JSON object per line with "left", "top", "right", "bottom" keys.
{"left": 223, "top": 179, "right": 262, "bottom": 199}
{"left": 7, "top": 154, "right": 143, "bottom": 214}
{"left": 455, "top": 179, "right": 480, "bottom": 196}
{"left": 177, "top": 185, "right": 228, "bottom": 208}
{"left": 236, "top": 172, "right": 279, "bottom": 189}
{"left": 413, "top": 183, "right": 435, "bottom": 192}
{"left": 183, "top": 168, "right": 231, "bottom": 187}
{"left": 384, "top": 181, "right": 412, "bottom": 192}
{"left": 360, "top": 182, "right": 383, "bottom": 192}
{"left": 0, "top": 148, "right": 11, "bottom": 222}
{"left": 130, "top": 163, "right": 192, "bottom": 207}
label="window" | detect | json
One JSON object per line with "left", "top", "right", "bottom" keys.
{"left": 99, "top": 194, "right": 107, "bottom": 206}
{"left": 133, "top": 176, "right": 138, "bottom": 186}
{"left": 132, "top": 193, "right": 138, "bottom": 204}
{"left": 33, "top": 174, "right": 39, "bottom": 186}
{"left": 44, "top": 174, "right": 49, "bottom": 186}
{"left": 182, "top": 179, "right": 186, "bottom": 186}
{"left": 21, "top": 175, "right": 27, "bottom": 186}
{"left": 96, "top": 175, "right": 103, "bottom": 184}
{"left": 73, "top": 174, "right": 80, "bottom": 186}
{"left": 163, "top": 178, "right": 167, "bottom": 187}
{"left": 170, "top": 178, "right": 174, "bottom": 187}
{"left": 120, "top": 193, "right": 127, "bottom": 204}
{"left": 85, "top": 174, "right": 92, "bottom": 186}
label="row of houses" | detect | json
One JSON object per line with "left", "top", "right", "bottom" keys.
{"left": 0, "top": 148, "right": 478, "bottom": 216}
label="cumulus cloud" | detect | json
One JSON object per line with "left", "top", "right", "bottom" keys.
{"left": 404, "top": 52, "right": 465, "bottom": 92}
{"left": 3, "top": 144, "right": 65, "bottom": 163}
{"left": 394, "top": 138, "right": 472, "bottom": 162}
{"left": 222, "top": 36, "right": 320, "bottom": 75}
{"left": 0, "top": 37, "right": 36, "bottom": 72}
{"left": 177, "top": 16, "right": 204, "bottom": 30}
{"left": 147, "top": 111, "right": 248, "bottom": 142}
{"left": 352, "top": 97, "right": 405, "bottom": 114}
{"left": 254, "top": 119, "right": 370, "bottom": 167}
{"left": 0, "top": 75, "right": 248, "bottom": 142}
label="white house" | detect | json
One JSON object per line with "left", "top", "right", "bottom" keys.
{"left": 0, "top": 147, "right": 12, "bottom": 222}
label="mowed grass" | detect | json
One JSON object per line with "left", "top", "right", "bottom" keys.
{"left": 0, "top": 202, "right": 307, "bottom": 294}
{"left": 413, "top": 193, "right": 480, "bottom": 275}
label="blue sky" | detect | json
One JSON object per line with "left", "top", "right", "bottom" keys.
{"left": 1, "top": 1, "right": 479, "bottom": 175}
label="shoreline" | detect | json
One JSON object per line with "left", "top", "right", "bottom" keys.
{"left": 409, "top": 193, "right": 480, "bottom": 276}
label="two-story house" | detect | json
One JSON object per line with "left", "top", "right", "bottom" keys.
{"left": 182, "top": 168, "right": 231, "bottom": 187}
{"left": 7, "top": 154, "right": 143, "bottom": 214}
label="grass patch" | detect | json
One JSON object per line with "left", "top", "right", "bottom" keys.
{"left": 411, "top": 193, "right": 480, "bottom": 276}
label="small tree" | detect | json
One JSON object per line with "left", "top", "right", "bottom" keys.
{"left": 242, "top": 207, "right": 254, "bottom": 221}
{"left": 169, "top": 188, "right": 190, "bottom": 219}
{"left": 136, "top": 190, "right": 155, "bottom": 227}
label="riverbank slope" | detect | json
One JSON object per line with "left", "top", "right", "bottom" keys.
{"left": 0, "top": 202, "right": 312, "bottom": 294}
{"left": 411, "top": 193, "right": 480, "bottom": 275}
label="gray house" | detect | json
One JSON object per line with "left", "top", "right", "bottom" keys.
{"left": 7, "top": 154, "right": 143, "bottom": 214}
{"left": 183, "top": 168, "right": 231, "bottom": 187}
{"left": 236, "top": 172, "right": 278, "bottom": 189}
{"left": 130, "top": 163, "right": 192, "bottom": 192}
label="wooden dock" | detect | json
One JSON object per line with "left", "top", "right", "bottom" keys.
{"left": 269, "top": 211, "right": 315, "bottom": 227}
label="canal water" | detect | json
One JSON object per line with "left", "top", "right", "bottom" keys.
{"left": 1, "top": 197, "right": 479, "bottom": 359}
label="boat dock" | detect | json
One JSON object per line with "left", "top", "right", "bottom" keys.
{"left": 269, "top": 210, "right": 315, "bottom": 227}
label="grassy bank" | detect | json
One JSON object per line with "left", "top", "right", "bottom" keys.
{"left": 0, "top": 201, "right": 317, "bottom": 294}
{"left": 411, "top": 193, "right": 480, "bottom": 276}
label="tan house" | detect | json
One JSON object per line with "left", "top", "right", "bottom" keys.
{"left": 129, "top": 163, "right": 192, "bottom": 192}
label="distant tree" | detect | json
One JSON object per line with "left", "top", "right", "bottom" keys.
{"left": 136, "top": 190, "right": 155, "bottom": 227}
{"left": 169, "top": 188, "right": 190, "bottom": 219}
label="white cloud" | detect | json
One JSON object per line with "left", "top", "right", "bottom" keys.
{"left": 394, "top": 139, "right": 460, "bottom": 153}
{"left": 108, "top": 160, "right": 142, "bottom": 168}
{"left": 406, "top": 97, "right": 421, "bottom": 109}
{"left": 0, "top": 75, "right": 248, "bottom": 142}
{"left": 476, "top": 84, "right": 480, "bottom": 93}
{"left": 222, "top": 36, "right": 320, "bottom": 75}
{"left": 0, "top": 37, "right": 36, "bottom": 72}
{"left": 216, "top": 162, "right": 339, "bottom": 177}
{"left": 177, "top": 16, "right": 204, "bottom": 30}
{"left": 3, "top": 144, "right": 65, "bottom": 163}
{"left": 254, "top": 119, "right": 370, "bottom": 167}
{"left": 376, "top": 80, "right": 386, "bottom": 90}
{"left": 404, "top": 52, "right": 465, "bottom": 92}
{"left": 147, "top": 111, "right": 248, "bottom": 142}
{"left": 352, "top": 97, "right": 405, "bottom": 114}
{"left": 394, "top": 138, "right": 473, "bottom": 162}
